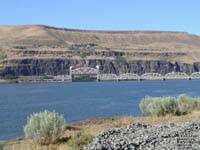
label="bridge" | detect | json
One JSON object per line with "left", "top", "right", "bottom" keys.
{"left": 70, "top": 66, "right": 99, "bottom": 81}
{"left": 98, "top": 74, "right": 118, "bottom": 81}
{"left": 63, "top": 66, "right": 200, "bottom": 81}
{"left": 164, "top": 72, "right": 189, "bottom": 80}
{"left": 190, "top": 72, "right": 200, "bottom": 80}
{"left": 141, "top": 73, "right": 163, "bottom": 80}
{"left": 119, "top": 73, "right": 139, "bottom": 80}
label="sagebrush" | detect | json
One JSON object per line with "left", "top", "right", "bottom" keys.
{"left": 139, "top": 94, "right": 200, "bottom": 116}
{"left": 0, "top": 144, "right": 3, "bottom": 150}
{"left": 24, "top": 110, "right": 65, "bottom": 144}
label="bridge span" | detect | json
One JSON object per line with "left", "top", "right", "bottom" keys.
{"left": 61, "top": 66, "right": 200, "bottom": 81}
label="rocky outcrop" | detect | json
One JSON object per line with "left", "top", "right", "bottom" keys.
{"left": 0, "top": 58, "right": 199, "bottom": 77}
{"left": 1, "top": 25, "right": 200, "bottom": 78}
{"left": 85, "top": 121, "right": 200, "bottom": 150}
{"left": 13, "top": 49, "right": 186, "bottom": 58}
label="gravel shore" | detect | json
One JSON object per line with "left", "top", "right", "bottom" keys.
{"left": 85, "top": 121, "right": 200, "bottom": 150}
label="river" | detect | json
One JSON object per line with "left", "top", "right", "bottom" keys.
{"left": 0, "top": 80, "right": 200, "bottom": 140}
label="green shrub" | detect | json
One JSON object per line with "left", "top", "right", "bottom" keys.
{"left": 105, "top": 48, "right": 112, "bottom": 51}
{"left": 24, "top": 110, "right": 65, "bottom": 144}
{"left": 176, "top": 94, "right": 200, "bottom": 115}
{"left": 68, "top": 133, "right": 94, "bottom": 149}
{"left": 13, "top": 46, "right": 27, "bottom": 49}
{"left": 0, "top": 51, "right": 6, "bottom": 60}
{"left": 0, "top": 143, "right": 4, "bottom": 150}
{"left": 176, "top": 94, "right": 193, "bottom": 115}
{"left": 68, "top": 45, "right": 80, "bottom": 51}
{"left": 116, "top": 56, "right": 127, "bottom": 65}
{"left": 3, "top": 74, "right": 17, "bottom": 80}
{"left": 139, "top": 94, "right": 200, "bottom": 117}
{"left": 140, "top": 96, "right": 177, "bottom": 117}
{"left": 7, "top": 79, "right": 18, "bottom": 84}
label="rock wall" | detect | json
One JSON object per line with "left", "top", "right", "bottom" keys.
{"left": 0, "top": 59, "right": 200, "bottom": 77}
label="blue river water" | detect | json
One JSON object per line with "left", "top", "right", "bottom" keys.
{"left": 0, "top": 80, "right": 200, "bottom": 140}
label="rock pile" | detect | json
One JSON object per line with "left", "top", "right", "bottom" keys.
{"left": 85, "top": 121, "right": 200, "bottom": 150}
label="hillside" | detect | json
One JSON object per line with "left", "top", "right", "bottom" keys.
{"left": 0, "top": 25, "right": 200, "bottom": 77}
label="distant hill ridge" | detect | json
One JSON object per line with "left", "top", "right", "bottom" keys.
{"left": 1, "top": 25, "right": 200, "bottom": 78}
{"left": 0, "top": 25, "right": 200, "bottom": 52}
{"left": 0, "top": 25, "right": 190, "bottom": 33}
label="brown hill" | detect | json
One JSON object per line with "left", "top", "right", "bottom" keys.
{"left": 0, "top": 25, "right": 200, "bottom": 50}
{"left": 0, "top": 25, "right": 200, "bottom": 63}
{"left": 1, "top": 25, "right": 200, "bottom": 77}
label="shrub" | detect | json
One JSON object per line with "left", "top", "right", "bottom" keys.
{"left": 140, "top": 96, "right": 177, "bottom": 117}
{"left": 3, "top": 74, "right": 17, "bottom": 80}
{"left": 139, "top": 94, "right": 200, "bottom": 117}
{"left": 105, "top": 48, "right": 111, "bottom": 51}
{"left": 176, "top": 94, "right": 200, "bottom": 115}
{"left": 68, "top": 133, "right": 94, "bottom": 149}
{"left": 0, "top": 144, "right": 4, "bottom": 150}
{"left": 8, "top": 79, "right": 18, "bottom": 84}
{"left": 116, "top": 56, "right": 127, "bottom": 65}
{"left": 0, "top": 51, "right": 6, "bottom": 60}
{"left": 24, "top": 110, "right": 65, "bottom": 144}
{"left": 13, "top": 46, "right": 27, "bottom": 49}
{"left": 68, "top": 45, "right": 80, "bottom": 51}
{"left": 176, "top": 94, "right": 193, "bottom": 115}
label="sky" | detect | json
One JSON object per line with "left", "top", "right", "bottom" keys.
{"left": 1, "top": 0, "right": 200, "bottom": 35}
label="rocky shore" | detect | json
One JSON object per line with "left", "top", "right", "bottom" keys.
{"left": 3, "top": 111, "right": 200, "bottom": 150}
{"left": 85, "top": 121, "right": 200, "bottom": 150}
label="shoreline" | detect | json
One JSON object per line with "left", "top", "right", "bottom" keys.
{"left": 2, "top": 111, "right": 200, "bottom": 149}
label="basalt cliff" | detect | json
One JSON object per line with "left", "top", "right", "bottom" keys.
{"left": 0, "top": 25, "right": 200, "bottom": 77}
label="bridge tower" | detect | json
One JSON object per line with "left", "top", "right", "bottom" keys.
{"left": 69, "top": 66, "right": 99, "bottom": 82}
{"left": 96, "top": 65, "right": 100, "bottom": 81}
{"left": 69, "top": 66, "right": 74, "bottom": 81}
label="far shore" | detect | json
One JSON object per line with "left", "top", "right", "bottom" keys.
{"left": 0, "top": 79, "right": 9, "bottom": 84}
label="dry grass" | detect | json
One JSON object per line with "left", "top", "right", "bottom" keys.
{"left": 4, "top": 111, "right": 200, "bottom": 150}
{"left": 1, "top": 25, "right": 200, "bottom": 63}
{"left": 71, "top": 111, "right": 200, "bottom": 137}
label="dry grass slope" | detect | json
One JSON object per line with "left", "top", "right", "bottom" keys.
{"left": 0, "top": 25, "right": 200, "bottom": 63}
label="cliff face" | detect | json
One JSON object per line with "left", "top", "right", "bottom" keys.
{"left": 0, "top": 25, "right": 200, "bottom": 77}
{"left": 0, "top": 58, "right": 199, "bottom": 77}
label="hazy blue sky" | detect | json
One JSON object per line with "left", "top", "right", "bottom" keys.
{"left": 1, "top": 0, "right": 200, "bottom": 34}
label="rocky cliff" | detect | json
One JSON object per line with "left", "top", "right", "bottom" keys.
{"left": 0, "top": 25, "right": 200, "bottom": 77}
{"left": 0, "top": 58, "right": 199, "bottom": 77}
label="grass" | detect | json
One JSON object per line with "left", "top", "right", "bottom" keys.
{"left": 116, "top": 56, "right": 127, "bottom": 65}
{"left": 4, "top": 94, "right": 200, "bottom": 149}
{"left": 68, "top": 46, "right": 81, "bottom": 51}
{"left": 0, "top": 51, "right": 6, "bottom": 60}
{"left": 0, "top": 143, "right": 3, "bottom": 150}
{"left": 139, "top": 94, "right": 200, "bottom": 117}
{"left": 13, "top": 46, "right": 27, "bottom": 49}
{"left": 2, "top": 75, "right": 18, "bottom": 84}
{"left": 4, "top": 111, "right": 200, "bottom": 150}
{"left": 1, "top": 75, "right": 18, "bottom": 84}
{"left": 67, "top": 133, "right": 94, "bottom": 149}
{"left": 8, "top": 79, "right": 18, "bottom": 84}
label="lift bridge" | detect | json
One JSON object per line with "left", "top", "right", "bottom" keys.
{"left": 58, "top": 66, "right": 200, "bottom": 81}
